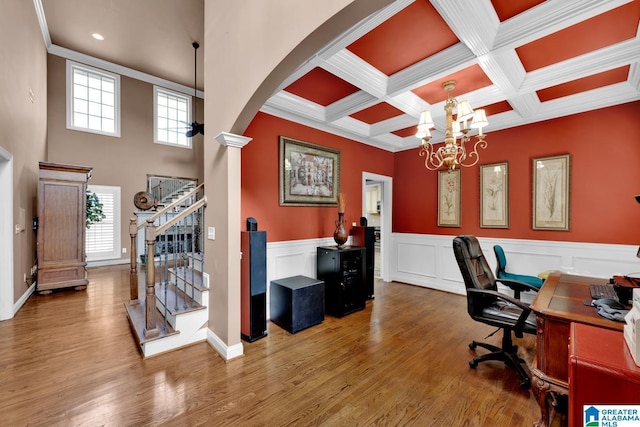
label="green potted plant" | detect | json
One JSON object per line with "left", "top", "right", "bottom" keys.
{"left": 86, "top": 190, "right": 106, "bottom": 229}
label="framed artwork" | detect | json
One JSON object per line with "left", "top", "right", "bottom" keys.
{"left": 532, "top": 154, "right": 571, "bottom": 230}
{"left": 279, "top": 136, "right": 340, "bottom": 206}
{"left": 437, "top": 169, "right": 461, "bottom": 227}
{"left": 480, "top": 162, "right": 509, "bottom": 228}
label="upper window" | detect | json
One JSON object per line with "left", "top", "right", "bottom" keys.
{"left": 154, "top": 86, "right": 192, "bottom": 148}
{"left": 66, "top": 61, "right": 121, "bottom": 137}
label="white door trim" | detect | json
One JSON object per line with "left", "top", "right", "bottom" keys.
{"left": 0, "top": 145, "right": 14, "bottom": 320}
{"left": 362, "top": 172, "right": 392, "bottom": 283}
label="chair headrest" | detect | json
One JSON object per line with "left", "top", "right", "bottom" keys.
{"left": 464, "top": 235, "right": 483, "bottom": 259}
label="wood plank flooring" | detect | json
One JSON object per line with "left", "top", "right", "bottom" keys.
{"left": 0, "top": 265, "right": 566, "bottom": 426}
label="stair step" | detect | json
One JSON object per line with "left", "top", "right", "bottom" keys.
{"left": 188, "top": 252, "right": 204, "bottom": 263}
{"left": 169, "top": 266, "right": 206, "bottom": 290}
{"left": 124, "top": 301, "right": 178, "bottom": 348}
{"left": 155, "top": 282, "right": 206, "bottom": 316}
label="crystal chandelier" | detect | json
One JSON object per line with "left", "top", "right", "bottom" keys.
{"left": 416, "top": 80, "right": 488, "bottom": 171}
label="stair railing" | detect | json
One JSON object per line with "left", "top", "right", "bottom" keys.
{"left": 150, "top": 178, "right": 196, "bottom": 205}
{"left": 129, "top": 184, "right": 204, "bottom": 303}
{"left": 145, "top": 197, "right": 206, "bottom": 336}
{"left": 129, "top": 184, "right": 205, "bottom": 338}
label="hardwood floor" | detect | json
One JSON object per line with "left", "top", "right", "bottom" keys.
{"left": 0, "top": 265, "right": 566, "bottom": 426}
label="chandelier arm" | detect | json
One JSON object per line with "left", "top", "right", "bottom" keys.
{"left": 458, "top": 136, "right": 489, "bottom": 168}
{"left": 419, "top": 142, "right": 445, "bottom": 171}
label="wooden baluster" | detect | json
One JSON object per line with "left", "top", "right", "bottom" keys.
{"left": 129, "top": 218, "right": 138, "bottom": 303}
{"left": 144, "top": 219, "right": 159, "bottom": 338}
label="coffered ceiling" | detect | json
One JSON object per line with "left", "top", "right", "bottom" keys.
{"left": 36, "top": 0, "right": 640, "bottom": 152}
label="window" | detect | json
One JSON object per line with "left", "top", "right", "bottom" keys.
{"left": 66, "top": 61, "right": 121, "bottom": 137}
{"left": 154, "top": 86, "right": 192, "bottom": 148}
{"left": 86, "top": 185, "right": 121, "bottom": 261}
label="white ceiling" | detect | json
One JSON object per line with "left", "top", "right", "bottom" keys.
{"left": 35, "top": 0, "right": 640, "bottom": 152}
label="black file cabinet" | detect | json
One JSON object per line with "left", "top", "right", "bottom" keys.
{"left": 316, "top": 246, "right": 366, "bottom": 317}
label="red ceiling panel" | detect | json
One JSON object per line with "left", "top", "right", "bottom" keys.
{"left": 516, "top": 1, "right": 640, "bottom": 72}
{"left": 392, "top": 126, "right": 420, "bottom": 138}
{"left": 479, "top": 101, "right": 513, "bottom": 116}
{"left": 537, "top": 66, "right": 630, "bottom": 102}
{"left": 350, "top": 102, "right": 404, "bottom": 124}
{"left": 347, "top": 1, "right": 458, "bottom": 76}
{"left": 490, "top": 0, "right": 545, "bottom": 22}
{"left": 283, "top": 67, "right": 360, "bottom": 106}
{"left": 412, "top": 65, "right": 493, "bottom": 104}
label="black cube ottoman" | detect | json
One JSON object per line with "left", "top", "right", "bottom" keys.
{"left": 270, "top": 275, "right": 325, "bottom": 333}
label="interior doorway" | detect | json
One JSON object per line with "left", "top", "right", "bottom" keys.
{"left": 0, "top": 146, "right": 14, "bottom": 320}
{"left": 362, "top": 172, "right": 392, "bottom": 282}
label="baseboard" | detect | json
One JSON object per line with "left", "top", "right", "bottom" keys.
{"left": 87, "top": 258, "right": 129, "bottom": 268}
{"left": 12, "top": 282, "right": 35, "bottom": 318}
{"left": 206, "top": 328, "right": 244, "bottom": 361}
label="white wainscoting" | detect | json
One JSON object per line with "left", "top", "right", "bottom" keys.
{"left": 265, "top": 236, "right": 343, "bottom": 318}
{"left": 389, "top": 233, "right": 640, "bottom": 303}
{"left": 266, "top": 234, "right": 639, "bottom": 309}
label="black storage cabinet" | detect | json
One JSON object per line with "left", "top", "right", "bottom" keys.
{"left": 316, "top": 246, "right": 366, "bottom": 317}
{"left": 351, "top": 226, "right": 376, "bottom": 299}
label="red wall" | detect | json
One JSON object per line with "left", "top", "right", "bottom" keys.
{"left": 394, "top": 101, "right": 640, "bottom": 245}
{"left": 243, "top": 103, "right": 640, "bottom": 245}
{"left": 242, "top": 112, "right": 394, "bottom": 242}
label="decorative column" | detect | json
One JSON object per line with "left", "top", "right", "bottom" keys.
{"left": 204, "top": 132, "right": 251, "bottom": 360}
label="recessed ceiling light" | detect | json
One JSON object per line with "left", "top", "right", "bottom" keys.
{"left": 92, "top": 33, "right": 104, "bottom": 41}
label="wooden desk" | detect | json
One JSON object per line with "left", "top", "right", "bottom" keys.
{"left": 568, "top": 322, "right": 640, "bottom": 427}
{"left": 529, "top": 272, "right": 624, "bottom": 427}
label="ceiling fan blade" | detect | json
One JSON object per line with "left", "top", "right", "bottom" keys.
{"left": 185, "top": 122, "right": 204, "bottom": 138}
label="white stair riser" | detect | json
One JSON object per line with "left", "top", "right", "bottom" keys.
{"left": 154, "top": 293, "right": 208, "bottom": 330}
{"left": 141, "top": 324, "right": 208, "bottom": 357}
{"left": 165, "top": 279, "right": 208, "bottom": 305}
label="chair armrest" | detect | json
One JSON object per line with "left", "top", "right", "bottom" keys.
{"left": 467, "top": 288, "right": 534, "bottom": 335}
{"left": 496, "top": 278, "right": 540, "bottom": 294}
{"left": 467, "top": 287, "right": 530, "bottom": 311}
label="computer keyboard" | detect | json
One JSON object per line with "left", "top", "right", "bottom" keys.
{"left": 589, "top": 284, "right": 618, "bottom": 301}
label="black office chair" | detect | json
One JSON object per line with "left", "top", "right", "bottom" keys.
{"left": 453, "top": 235, "right": 538, "bottom": 388}
{"left": 493, "top": 245, "right": 544, "bottom": 295}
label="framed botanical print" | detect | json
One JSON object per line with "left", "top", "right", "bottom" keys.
{"left": 532, "top": 154, "right": 571, "bottom": 230}
{"left": 437, "top": 169, "right": 461, "bottom": 227}
{"left": 480, "top": 162, "right": 509, "bottom": 228}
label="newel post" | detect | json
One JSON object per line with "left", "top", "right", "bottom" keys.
{"left": 129, "top": 218, "right": 138, "bottom": 303}
{"left": 144, "top": 219, "right": 159, "bottom": 338}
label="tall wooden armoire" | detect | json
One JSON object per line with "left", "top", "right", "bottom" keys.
{"left": 37, "top": 162, "right": 92, "bottom": 293}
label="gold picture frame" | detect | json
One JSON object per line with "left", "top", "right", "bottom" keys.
{"left": 279, "top": 136, "right": 340, "bottom": 206}
{"left": 532, "top": 154, "right": 571, "bottom": 230}
{"left": 480, "top": 162, "right": 509, "bottom": 228}
{"left": 437, "top": 169, "right": 461, "bottom": 227}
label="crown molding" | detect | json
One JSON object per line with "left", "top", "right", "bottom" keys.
{"left": 214, "top": 132, "right": 252, "bottom": 148}
{"left": 33, "top": 0, "right": 204, "bottom": 99}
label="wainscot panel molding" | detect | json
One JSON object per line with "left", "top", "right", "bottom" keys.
{"left": 389, "top": 233, "right": 640, "bottom": 303}
{"left": 264, "top": 234, "right": 639, "bottom": 312}
{"left": 266, "top": 237, "right": 343, "bottom": 319}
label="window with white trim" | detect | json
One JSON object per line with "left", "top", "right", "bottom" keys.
{"left": 66, "top": 61, "right": 121, "bottom": 137}
{"left": 86, "top": 185, "right": 121, "bottom": 261}
{"left": 154, "top": 86, "right": 192, "bottom": 148}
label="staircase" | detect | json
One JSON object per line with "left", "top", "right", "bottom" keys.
{"left": 150, "top": 178, "right": 196, "bottom": 206}
{"left": 125, "top": 184, "right": 208, "bottom": 357}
